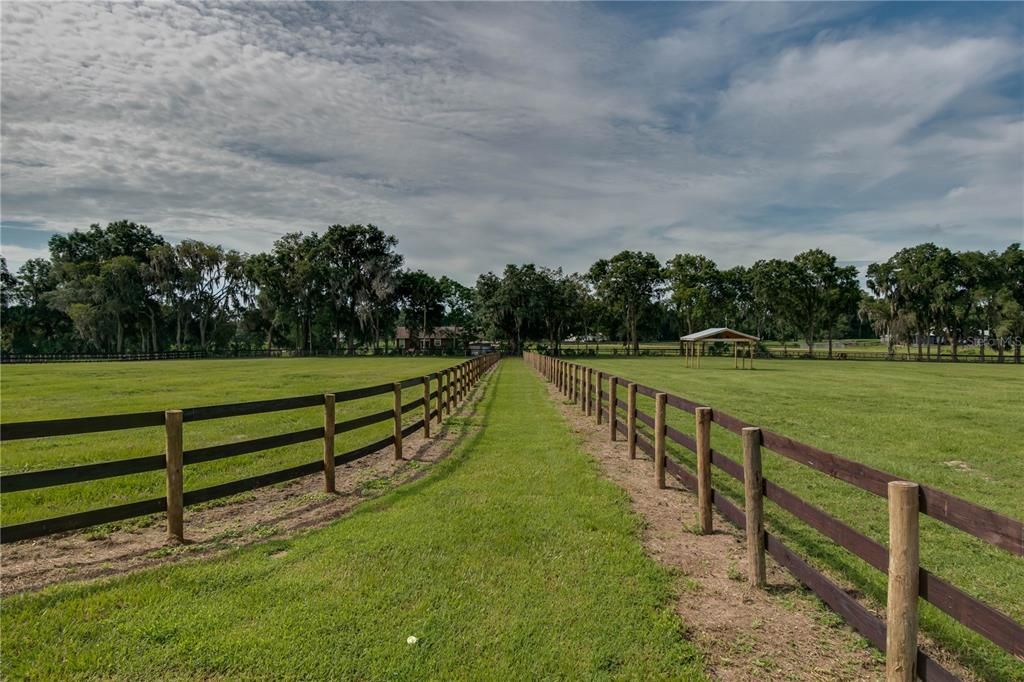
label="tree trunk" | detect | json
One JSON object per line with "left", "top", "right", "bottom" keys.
{"left": 116, "top": 318, "right": 124, "bottom": 354}
{"left": 828, "top": 328, "right": 833, "bottom": 359}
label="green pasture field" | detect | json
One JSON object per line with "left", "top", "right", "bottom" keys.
{"left": 1, "top": 361, "right": 704, "bottom": 680}
{"left": 577, "top": 355, "right": 1024, "bottom": 680}
{"left": 0, "top": 357, "right": 458, "bottom": 526}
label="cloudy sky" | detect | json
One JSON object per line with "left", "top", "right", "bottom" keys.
{"left": 2, "top": 2, "right": 1022, "bottom": 282}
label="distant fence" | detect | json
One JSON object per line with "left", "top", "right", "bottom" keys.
{"left": 0, "top": 347, "right": 489, "bottom": 364}
{"left": 0, "top": 353, "right": 499, "bottom": 543}
{"left": 555, "top": 345, "right": 1021, "bottom": 363}
{"left": 525, "top": 352, "right": 1023, "bottom": 681}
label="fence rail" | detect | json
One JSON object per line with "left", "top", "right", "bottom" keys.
{"left": 0, "top": 353, "right": 499, "bottom": 544}
{"left": 526, "top": 352, "right": 1023, "bottom": 681}
{"left": 0, "top": 347, "right": 493, "bottom": 364}
{"left": 554, "top": 345, "right": 1021, "bottom": 363}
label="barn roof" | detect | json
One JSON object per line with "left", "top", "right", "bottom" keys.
{"left": 680, "top": 327, "right": 759, "bottom": 342}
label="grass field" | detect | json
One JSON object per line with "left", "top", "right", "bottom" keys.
{"left": 1, "top": 360, "right": 705, "bottom": 680}
{"left": 578, "top": 356, "right": 1024, "bottom": 680}
{"left": 0, "top": 358, "right": 458, "bottom": 526}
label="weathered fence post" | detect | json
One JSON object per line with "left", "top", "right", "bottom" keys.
{"left": 609, "top": 377, "right": 618, "bottom": 441}
{"left": 596, "top": 371, "right": 604, "bottom": 425}
{"left": 696, "top": 407, "right": 712, "bottom": 534}
{"left": 422, "top": 376, "right": 431, "bottom": 438}
{"left": 742, "top": 426, "right": 766, "bottom": 587}
{"left": 436, "top": 373, "right": 444, "bottom": 426}
{"left": 627, "top": 383, "right": 637, "bottom": 459}
{"left": 886, "top": 481, "right": 920, "bottom": 682}
{"left": 323, "top": 394, "right": 336, "bottom": 493}
{"left": 164, "top": 409, "right": 184, "bottom": 542}
{"left": 654, "top": 393, "right": 666, "bottom": 487}
{"left": 585, "top": 368, "right": 593, "bottom": 416}
{"left": 393, "top": 382, "right": 403, "bottom": 460}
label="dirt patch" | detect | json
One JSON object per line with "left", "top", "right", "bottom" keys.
{"left": 0, "top": 370, "right": 494, "bottom": 596}
{"left": 543, "top": 379, "right": 886, "bottom": 681}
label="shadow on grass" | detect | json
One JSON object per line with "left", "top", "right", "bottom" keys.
{"left": 338, "top": 361, "right": 505, "bottom": 519}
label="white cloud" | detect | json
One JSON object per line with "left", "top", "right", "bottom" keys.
{"left": 1, "top": 2, "right": 1021, "bottom": 278}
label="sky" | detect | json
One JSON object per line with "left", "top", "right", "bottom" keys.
{"left": 2, "top": 1, "right": 1022, "bottom": 283}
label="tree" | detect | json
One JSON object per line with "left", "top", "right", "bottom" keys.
{"left": 665, "top": 254, "right": 719, "bottom": 336}
{"left": 319, "top": 224, "right": 402, "bottom": 352}
{"left": 822, "top": 263, "right": 860, "bottom": 358}
{"left": 588, "top": 251, "right": 663, "bottom": 355}
{"left": 398, "top": 270, "right": 445, "bottom": 346}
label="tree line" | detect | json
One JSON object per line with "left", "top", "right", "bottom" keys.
{"left": 1, "top": 220, "right": 1020, "bottom": 362}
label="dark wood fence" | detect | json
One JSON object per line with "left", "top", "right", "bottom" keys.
{"left": 1, "top": 347, "right": 487, "bottom": 364}
{"left": 526, "top": 352, "right": 1023, "bottom": 682}
{"left": 555, "top": 345, "right": 1021, "bottom": 363}
{"left": 0, "top": 353, "right": 499, "bottom": 543}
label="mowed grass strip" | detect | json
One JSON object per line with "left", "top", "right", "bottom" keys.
{"left": 580, "top": 356, "right": 1024, "bottom": 681}
{"left": 1, "top": 360, "right": 704, "bottom": 681}
{"left": 0, "top": 357, "right": 456, "bottom": 525}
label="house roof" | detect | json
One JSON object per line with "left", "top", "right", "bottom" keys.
{"left": 680, "top": 327, "right": 759, "bottom": 342}
{"left": 396, "top": 325, "right": 463, "bottom": 340}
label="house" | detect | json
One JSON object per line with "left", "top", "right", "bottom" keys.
{"left": 395, "top": 326, "right": 464, "bottom": 353}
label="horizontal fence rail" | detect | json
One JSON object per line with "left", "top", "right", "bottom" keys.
{"left": 525, "top": 352, "right": 1023, "bottom": 681}
{"left": 552, "top": 345, "right": 1021, "bottom": 364}
{"left": 0, "top": 348, "right": 497, "bottom": 364}
{"left": 0, "top": 353, "right": 500, "bottom": 544}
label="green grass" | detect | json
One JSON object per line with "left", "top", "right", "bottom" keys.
{"left": 578, "top": 356, "right": 1024, "bottom": 680}
{"left": 0, "top": 358, "right": 457, "bottom": 525}
{"left": 1, "top": 360, "right": 704, "bottom": 680}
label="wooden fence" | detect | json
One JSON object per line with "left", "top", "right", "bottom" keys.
{"left": 525, "top": 352, "right": 1023, "bottom": 682}
{"left": 0, "top": 353, "right": 499, "bottom": 543}
{"left": 1, "top": 347, "right": 488, "bottom": 364}
{"left": 556, "top": 346, "right": 1021, "bottom": 363}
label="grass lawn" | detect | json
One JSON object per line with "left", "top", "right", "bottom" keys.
{"left": 578, "top": 356, "right": 1024, "bottom": 681}
{"left": 1, "top": 360, "right": 704, "bottom": 680}
{"left": 0, "top": 357, "right": 458, "bottom": 526}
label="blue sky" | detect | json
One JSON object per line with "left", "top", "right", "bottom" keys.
{"left": 2, "top": 1, "right": 1022, "bottom": 282}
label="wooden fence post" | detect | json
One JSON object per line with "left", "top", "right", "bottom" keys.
{"left": 654, "top": 393, "right": 666, "bottom": 487}
{"left": 436, "top": 372, "right": 444, "bottom": 426}
{"left": 627, "top": 383, "right": 637, "bottom": 459}
{"left": 393, "top": 382, "right": 403, "bottom": 460}
{"left": 596, "top": 371, "right": 604, "bottom": 425}
{"left": 164, "top": 409, "right": 184, "bottom": 542}
{"left": 886, "top": 481, "right": 920, "bottom": 682}
{"left": 585, "top": 368, "right": 593, "bottom": 416}
{"left": 742, "top": 426, "right": 766, "bottom": 587}
{"left": 609, "top": 377, "right": 618, "bottom": 441}
{"left": 422, "top": 376, "right": 431, "bottom": 438}
{"left": 323, "top": 394, "right": 336, "bottom": 493}
{"left": 695, "top": 407, "right": 712, "bottom": 534}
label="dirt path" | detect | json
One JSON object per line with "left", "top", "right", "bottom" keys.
{"left": 541, "top": 374, "right": 886, "bottom": 681}
{"left": 0, "top": 369, "right": 494, "bottom": 596}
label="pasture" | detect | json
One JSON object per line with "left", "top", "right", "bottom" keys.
{"left": 1, "top": 361, "right": 704, "bottom": 680}
{"left": 579, "top": 355, "right": 1024, "bottom": 680}
{"left": 0, "top": 357, "right": 457, "bottom": 526}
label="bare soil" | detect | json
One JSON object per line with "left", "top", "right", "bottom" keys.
{"left": 544, "top": 379, "right": 887, "bottom": 681}
{"left": 0, "top": 372, "right": 493, "bottom": 596}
